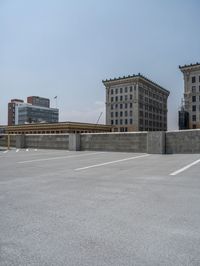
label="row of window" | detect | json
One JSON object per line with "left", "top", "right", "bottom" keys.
{"left": 139, "top": 104, "right": 167, "bottom": 113}
{"left": 139, "top": 87, "right": 166, "bottom": 101}
{"left": 110, "top": 95, "right": 134, "bottom": 102}
{"left": 191, "top": 76, "right": 200, "bottom": 83}
{"left": 111, "top": 119, "right": 133, "bottom": 125}
{"left": 140, "top": 120, "right": 166, "bottom": 127}
{"left": 111, "top": 103, "right": 133, "bottom": 109}
{"left": 110, "top": 86, "right": 135, "bottom": 95}
{"left": 139, "top": 95, "right": 166, "bottom": 105}
{"left": 111, "top": 111, "right": 133, "bottom": 117}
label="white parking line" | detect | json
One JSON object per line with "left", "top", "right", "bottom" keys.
{"left": 3, "top": 150, "right": 9, "bottom": 153}
{"left": 170, "top": 158, "right": 200, "bottom": 176}
{"left": 75, "top": 154, "right": 150, "bottom": 171}
{"left": 16, "top": 149, "right": 19, "bottom": 152}
{"left": 26, "top": 149, "right": 29, "bottom": 152}
{"left": 18, "top": 152, "right": 106, "bottom": 164}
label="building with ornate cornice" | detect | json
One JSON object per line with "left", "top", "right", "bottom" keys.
{"left": 103, "top": 74, "right": 170, "bottom": 132}
{"left": 179, "top": 63, "right": 200, "bottom": 129}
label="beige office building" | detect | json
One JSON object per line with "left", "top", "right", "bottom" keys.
{"left": 103, "top": 74, "right": 170, "bottom": 132}
{"left": 179, "top": 63, "right": 200, "bottom": 129}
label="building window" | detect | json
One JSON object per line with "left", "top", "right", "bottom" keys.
{"left": 120, "top": 119, "right": 123, "bottom": 125}
{"left": 125, "top": 119, "right": 128, "bottom": 125}
{"left": 130, "top": 103, "right": 132, "bottom": 108}
{"left": 120, "top": 96, "right": 123, "bottom": 101}
{"left": 115, "top": 88, "right": 118, "bottom": 94}
{"left": 192, "top": 86, "right": 196, "bottom": 93}
{"left": 111, "top": 97, "right": 113, "bottom": 102}
{"left": 115, "top": 96, "right": 118, "bottom": 101}
{"left": 193, "top": 124, "right": 196, "bottom": 129}
{"left": 130, "top": 86, "right": 132, "bottom": 92}
{"left": 120, "top": 103, "right": 123, "bottom": 109}
{"left": 115, "top": 120, "right": 118, "bottom": 125}
{"left": 111, "top": 104, "right": 113, "bottom": 110}
{"left": 125, "top": 87, "right": 127, "bottom": 93}
{"left": 120, "top": 111, "right": 123, "bottom": 117}
{"left": 192, "top": 76, "right": 196, "bottom": 83}
{"left": 125, "top": 103, "right": 128, "bottom": 108}
{"left": 120, "top": 88, "right": 123, "bottom": 93}
{"left": 111, "top": 112, "right": 113, "bottom": 117}
{"left": 115, "top": 112, "right": 118, "bottom": 117}
{"left": 115, "top": 104, "right": 118, "bottom": 108}
{"left": 130, "top": 118, "right": 133, "bottom": 124}
{"left": 192, "top": 96, "right": 196, "bottom": 102}
{"left": 192, "top": 105, "right": 196, "bottom": 112}
{"left": 125, "top": 111, "right": 128, "bottom": 116}
{"left": 111, "top": 89, "right": 113, "bottom": 94}
{"left": 192, "top": 115, "right": 196, "bottom": 121}
{"left": 130, "top": 110, "right": 132, "bottom": 116}
{"left": 130, "top": 94, "right": 133, "bottom": 100}
{"left": 125, "top": 95, "right": 128, "bottom": 101}
{"left": 111, "top": 120, "right": 113, "bottom": 125}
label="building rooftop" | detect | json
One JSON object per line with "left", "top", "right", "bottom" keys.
{"left": 179, "top": 62, "right": 200, "bottom": 69}
{"left": 102, "top": 73, "right": 170, "bottom": 94}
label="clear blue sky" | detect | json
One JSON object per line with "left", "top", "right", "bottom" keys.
{"left": 1, "top": 0, "right": 200, "bottom": 129}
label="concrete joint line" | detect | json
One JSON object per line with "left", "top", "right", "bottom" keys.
{"left": 18, "top": 152, "right": 106, "bottom": 164}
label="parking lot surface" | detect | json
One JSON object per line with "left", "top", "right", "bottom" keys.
{"left": 0, "top": 148, "right": 200, "bottom": 266}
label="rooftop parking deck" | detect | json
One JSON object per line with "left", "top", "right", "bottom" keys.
{"left": 0, "top": 149, "right": 200, "bottom": 265}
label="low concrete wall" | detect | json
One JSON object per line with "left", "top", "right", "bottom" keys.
{"left": 80, "top": 132, "right": 147, "bottom": 152}
{"left": 1, "top": 130, "right": 200, "bottom": 154}
{"left": 166, "top": 129, "right": 200, "bottom": 154}
{"left": 25, "top": 134, "right": 69, "bottom": 150}
{"left": 0, "top": 135, "right": 16, "bottom": 147}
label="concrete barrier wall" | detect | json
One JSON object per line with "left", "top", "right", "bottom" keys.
{"left": 25, "top": 134, "right": 69, "bottom": 150}
{"left": 1, "top": 130, "right": 200, "bottom": 154}
{"left": 0, "top": 135, "right": 16, "bottom": 147}
{"left": 80, "top": 132, "right": 147, "bottom": 152}
{"left": 166, "top": 130, "right": 200, "bottom": 154}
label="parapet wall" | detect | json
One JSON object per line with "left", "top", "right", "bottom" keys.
{"left": 166, "top": 129, "right": 200, "bottom": 154}
{"left": 0, "top": 135, "right": 16, "bottom": 147}
{"left": 1, "top": 129, "right": 200, "bottom": 154}
{"left": 80, "top": 132, "right": 147, "bottom": 152}
{"left": 25, "top": 134, "right": 69, "bottom": 150}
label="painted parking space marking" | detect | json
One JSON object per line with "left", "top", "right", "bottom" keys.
{"left": 16, "top": 149, "right": 19, "bottom": 152}
{"left": 3, "top": 150, "right": 9, "bottom": 153}
{"left": 75, "top": 154, "right": 150, "bottom": 171}
{"left": 18, "top": 152, "right": 106, "bottom": 164}
{"left": 170, "top": 158, "right": 200, "bottom": 176}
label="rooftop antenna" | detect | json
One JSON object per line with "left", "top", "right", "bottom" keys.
{"left": 54, "top": 96, "right": 58, "bottom": 108}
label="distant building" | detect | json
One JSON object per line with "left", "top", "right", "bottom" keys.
{"left": 179, "top": 63, "right": 200, "bottom": 129}
{"left": 8, "top": 97, "right": 59, "bottom": 125}
{"left": 178, "top": 107, "right": 189, "bottom": 130}
{"left": 27, "top": 96, "right": 50, "bottom": 108}
{"left": 6, "top": 122, "right": 112, "bottom": 134}
{"left": 103, "top": 73, "right": 170, "bottom": 132}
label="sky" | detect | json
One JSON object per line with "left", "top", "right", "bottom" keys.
{"left": 0, "top": 0, "right": 200, "bottom": 129}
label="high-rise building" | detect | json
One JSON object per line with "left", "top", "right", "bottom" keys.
{"left": 27, "top": 96, "right": 50, "bottom": 108}
{"left": 179, "top": 63, "right": 200, "bottom": 129}
{"left": 8, "top": 97, "right": 59, "bottom": 125}
{"left": 103, "top": 73, "right": 170, "bottom": 132}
